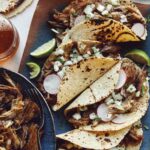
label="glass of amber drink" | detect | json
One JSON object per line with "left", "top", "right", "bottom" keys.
{"left": 0, "top": 15, "right": 19, "bottom": 62}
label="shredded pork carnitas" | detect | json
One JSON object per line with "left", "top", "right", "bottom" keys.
{"left": 0, "top": 72, "right": 41, "bottom": 150}
{"left": 49, "top": 0, "right": 146, "bottom": 42}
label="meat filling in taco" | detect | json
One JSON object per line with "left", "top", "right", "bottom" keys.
{"left": 65, "top": 59, "right": 148, "bottom": 128}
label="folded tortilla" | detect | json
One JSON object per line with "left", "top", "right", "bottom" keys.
{"left": 51, "top": 0, "right": 147, "bottom": 44}
{"left": 57, "top": 127, "right": 131, "bottom": 150}
{"left": 62, "top": 19, "right": 140, "bottom": 44}
{"left": 53, "top": 57, "right": 119, "bottom": 111}
{"left": 39, "top": 40, "right": 120, "bottom": 111}
{"left": 65, "top": 58, "right": 149, "bottom": 131}
{"left": 57, "top": 121, "right": 143, "bottom": 150}
{"left": 3, "top": 0, "right": 33, "bottom": 18}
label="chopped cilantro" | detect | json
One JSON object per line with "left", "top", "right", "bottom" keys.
{"left": 144, "top": 125, "right": 149, "bottom": 130}
{"left": 55, "top": 57, "right": 65, "bottom": 63}
{"left": 146, "top": 15, "right": 150, "bottom": 23}
{"left": 94, "top": 116, "right": 101, "bottom": 121}
{"left": 141, "top": 84, "right": 146, "bottom": 96}
{"left": 72, "top": 12, "right": 78, "bottom": 17}
{"left": 148, "top": 67, "right": 150, "bottom": 77}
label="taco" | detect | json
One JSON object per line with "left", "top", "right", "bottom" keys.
{"left": 38, "top": 41, "right": 120, "bottom": 111}
{"left": 62, "top": 19, "right": 142, "bottom": 44}
{"left": 56, "top": 121, "right": 143, "bottom": 150}
{"left": 0, "top": 0, "right": 33, "bottom": 18}
{"left": 64, "top": 58, "right": 149, "bottom": 131}
{"left": 49, "top": 0, "right": 147, "bottom": 41}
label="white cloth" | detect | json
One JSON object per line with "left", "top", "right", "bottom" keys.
{"left": 1, "top": 0, "right": 39, "bottom": 72}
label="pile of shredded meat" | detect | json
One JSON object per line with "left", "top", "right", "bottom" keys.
{"left": 0, "top": 72, "right": 41, "bottom": 150}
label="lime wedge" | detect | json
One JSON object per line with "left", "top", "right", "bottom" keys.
{"left": 30, "top": 38, "right": 56, "bottom": 58}
{"left": 26, "top": 62, "right": 41, "bottom": 79}
{"left": 125, "top": 49, "right": 150, "bottom": 66}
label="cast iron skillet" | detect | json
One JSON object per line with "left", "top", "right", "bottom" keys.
{"left": 0, "top": 68, "right": 56, "bottom": 150}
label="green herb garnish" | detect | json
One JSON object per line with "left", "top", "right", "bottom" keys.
{"left": 72, "top": 12, "right": 78, "bottom": 17}
{"left": 94, "top": 116, "right": 101, "bottom": 121}
{"left": 55, "top": 57, "right": 65, "bottom": 63}
{"left": 141, "top": 84, "right": 146, "bottom": 96}
{"left": 146, "top": 15, "right": 150, "bottom": 23}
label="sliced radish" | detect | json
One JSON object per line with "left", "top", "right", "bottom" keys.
{"left": 131, "top": 23, "right": 145, "bottom": 38}
{"left": 43, "top": 74, "right": 61, "bottom": 95}
{"left": 115, "top": 69, "right": 127, "bottom": 90}
{"left": 97, "top": 103, "right": 113, "bottom": 122}
{"left": 141, "top": 29, "right": 147, "bottom": 40}
{"left": 112, "top": 114, "right": 127, "bottom": 124}
{"left": 74, "top": 15, "right": 86, "bottom": 25}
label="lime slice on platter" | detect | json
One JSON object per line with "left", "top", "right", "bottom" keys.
{"left": 30, "top": 38, "right": 56, "bottom": 58}
{"left": 125, "top": 49, "right": 150, "bottom": 66}
{"left": 26, "top": 62, "right": 41, "bottom": 79}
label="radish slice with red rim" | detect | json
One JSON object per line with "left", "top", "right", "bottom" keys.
{"left": 43, "top": 74, "right": 61, "bottom": 95}
{"left": 112, "top": 114, "right": 128, "bottom": 124}
{"left": 131, "top": 23, "right": 146, "bottom": 39}
{"left": 115, "top": 69, "right": 127, "bottom": 90}
{"left": 97, "top": 103, "right": 113, "bottom": 122}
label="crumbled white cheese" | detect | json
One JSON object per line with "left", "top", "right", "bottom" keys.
{"left": 120, "top": 15, "right": 126, "bottom": 19}
{"left": 83, "top": 54, "right": 90, "bottom": 59}
{"left": 112, "top": 92, "right": 123, "bottom": 101}
{"left": 97, "top": 4, "right": 105, "bottom": 12}
{"left": 89, "top": 113, "right": 97, "bottom": 120}
{"left": 64, "top": 61, "right": 73, "bottom": 66}
{"left": 106, "top": 4, "right": 113, "bottom": 11}
{"left": 59, "top": 56, "right": 65, "bottom": 61}
{"left": 127, "top": 84, "right": 136, "bottom": 93}
{"left": 114, "top": 100, "right": 122, "bottom": 106}
{"left": 102, "top": 10, "right": 109, "bottom": 16}
{"left": 72, "top": 113, "right": 81, "bottom": 120}
{"left": 77, "top": 56, "right": 84, "bottom": 62}
{"left": 55, "top": 49, "right": 64, "bottom": 55}
{"left": 73, "top": 48, "right": 78, "bottom": 54}
{"left": 136, "top": 91, "right": 141, "bottom": 97}
{"left": 109, "top": 0, "right": 120, "bottom": 6}
{"left": 71, "top": 58, "right": 77, "bottom": 64}
{"left": 84, "top": 4, "right": 95, "bottom": 18}
{"left": 71, "top": 58, "right": 78, "bottom": 64}
{"left": 57, "top": 70, "right": 65, "bottom": 78}
{"left": 120, "top": 17, "right": 128, "bottom": 23}
{"left": 54, "top": 61, "right": 62, "bottom": 67}
{"left": 92, "top": 46, "right": 100, "bottom": 53}
{"left": 114, "top": 104, "right": 124, "bottom": 110}
{"left": 105, "top": 97, "right": 114, "bottom": 105}
{"left": 95, "top": 52, "right": 103, "bottom": 58}
{"left": 54, "top": 64, "right": 59, "bottom": 72}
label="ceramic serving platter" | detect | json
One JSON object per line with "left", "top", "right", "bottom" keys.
{"left": 20, "top": 0, "right": 150, "bottom": 149}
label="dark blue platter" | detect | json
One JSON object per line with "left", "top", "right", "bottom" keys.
{"left": 20, "top": 0, "right": 150, "bottom": 150}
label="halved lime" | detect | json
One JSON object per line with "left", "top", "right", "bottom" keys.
{"left": 26, "top": 62, "right": 41, "bottom": 79}
{"left": 125, "top": 49, "right": 150, "bottom": 66}
{"left": 30, "top": 38, "right": 56, "bottom": 58}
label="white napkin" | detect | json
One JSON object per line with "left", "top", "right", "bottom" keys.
{"left": 1, "top": 0, "right": 39, "bottom": 72}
